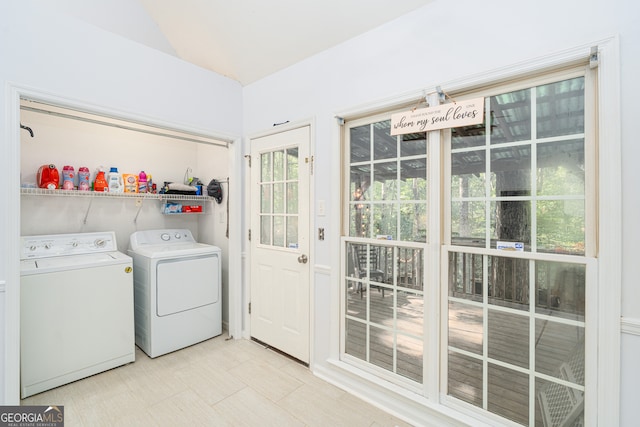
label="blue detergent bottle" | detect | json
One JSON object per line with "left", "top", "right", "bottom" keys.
{"left": 107, "top": 167, "right": 123, "bottom": 193}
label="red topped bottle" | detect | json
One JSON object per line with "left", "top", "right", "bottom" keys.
{"left": 94, "top": 169, "right": 108, "bottom": 192}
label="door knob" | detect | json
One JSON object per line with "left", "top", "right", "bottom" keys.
{"left": 298, "top": 254, "right": 308, "bottom": 264}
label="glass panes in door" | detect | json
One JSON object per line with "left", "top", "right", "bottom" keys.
{"left": 259, "top": 147, "right": 299, "bottom": 248}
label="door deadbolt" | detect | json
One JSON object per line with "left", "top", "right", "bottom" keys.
{"left": 297, "top": 254, "right": 308, "bottom": 264}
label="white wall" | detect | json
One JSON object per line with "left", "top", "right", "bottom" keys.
{"left": 0, "top": 1, "right": 242, "bottom": 404}
{"left": 243, "top": 0, "right": 638, "bottom": 424}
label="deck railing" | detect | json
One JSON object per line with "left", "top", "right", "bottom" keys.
{"left": 343, "top": 237, "right": 425, "bottom": 293}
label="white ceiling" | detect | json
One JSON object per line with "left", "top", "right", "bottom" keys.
{"left": 131, "top": 0, "right": 435, "bottom": 85}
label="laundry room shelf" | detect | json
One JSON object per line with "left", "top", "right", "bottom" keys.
{"left": 20, "top": 187, "right": 214, "bottom": 202}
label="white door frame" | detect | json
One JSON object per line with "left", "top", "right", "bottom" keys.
{"left": 244, "top": 119, "right": 315, "bottom": 365}
{"left": 4, "top": 84, "right": 243, "bottom": 404}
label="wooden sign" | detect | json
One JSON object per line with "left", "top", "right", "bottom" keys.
{"left": 390, "top": 97, "right": 484, "bottom": 135}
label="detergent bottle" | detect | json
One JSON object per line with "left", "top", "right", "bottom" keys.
{"left": 62, "top": 165, "right": 75, "bottom": 190}
{"left": 37, "top": 164, "right": 59, "bottom": 190}
{"left": 94, "top": 168, "right": 108, "bottom": 192}
{"left": 138, "top": 171, "right": 148, "bottom": 193}
{"left": 108, "top": 167, "right": 123, "bottom": 193}
{"left": 147, "top": 174, "right": 155, "bottom": 193}
{"left": 78, "top": 167, "right": 90, "bottom": 191}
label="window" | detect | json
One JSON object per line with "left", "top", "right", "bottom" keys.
{"left": 343, "top": 116, "right": 427, "bottom": 385}
{"left": 451, "top": 78, "right": 587, "bottom": 254}
{"left": 349, "top": 121, "right": 427, "bottom": 242}
{"left": 259, "top": 147, "right": 299, "bottom": 248}
{"left": 446, "top": 75, "right": 590, "bottom": 426}
{"left": 341, "top": 68, "right": 596, "bottom": 426}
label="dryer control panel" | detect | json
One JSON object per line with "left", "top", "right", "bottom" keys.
{"left": 129, "top": 229, "right": 195, "bottom": 250}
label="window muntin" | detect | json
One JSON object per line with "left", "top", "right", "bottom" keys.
{"left": 451, "top": 77, "right": 586, "bottom": 255}
{"left": 344, "top": 240, "right": 425, "bottom": 384}
{"left": 341, "top": 70, "right": 594, "bottom": 427}
{"left": 446, "top": 75, "right": 590, "bottom": 426}
{"left": 349, "top": 121, "right": 427, "bottom": 242}
{"left": 447, "top": 252, "right": 586, "bottom": 426}
{"left": 259, "top": 147, "right": 299, "bottom": 248}
{"left": 345, "top": 118, "right": 427, "bottom": 384}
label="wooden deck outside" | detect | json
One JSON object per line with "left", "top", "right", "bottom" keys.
{"left": 345, "top": 285, "right": 585, "bottom": 426}
{"left": 346, "top": 284, "right": 424, "bottom": 383}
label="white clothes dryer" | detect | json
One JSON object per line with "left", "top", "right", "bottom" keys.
{"left": 128, "top": 229, "right": 222, "bottom": 358}
{"left": 20, "top": 231, "right": 135, "bottom": 398}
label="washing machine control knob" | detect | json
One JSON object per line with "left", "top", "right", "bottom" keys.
{"left": 161, "top": 233, "right": 171, "bottom": 241}
{"left": 94, "top": 239, "right": 106, "bottom": 248}
{"left": 29, "top": 245, "right": 37, "bottom": 251}
{"left": 44, "top": 243, "right": 52, "bottom": 250}
{"left": 174, "top": 233, "right": 182, "bottom": 239}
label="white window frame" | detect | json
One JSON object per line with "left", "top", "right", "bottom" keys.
{"left": 340, "top": 109, "right": 432, "bottom": 393}
{"left": 441, "top": 67, "right": 598, "bottom": 423}
{"left": 436, "top": 44, "right": 621, "bottom": 426}
{"left": 331, "top": 37, "right": 620, "bottom": 426}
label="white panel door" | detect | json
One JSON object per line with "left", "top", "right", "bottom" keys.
{"left": 250, "top": 126, "right": 310, "bottom": 363}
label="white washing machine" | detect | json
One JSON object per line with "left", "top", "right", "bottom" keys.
{"left": 20, "top": 231, "right": 135, "bottom": 398}
{"left": 128, "top": 229, "right": 222, "bottom": 358}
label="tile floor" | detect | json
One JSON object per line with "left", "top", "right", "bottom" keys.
{"left": 22, "top": 335, "right": 413, "bottom": 426}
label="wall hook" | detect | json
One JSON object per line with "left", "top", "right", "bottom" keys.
{"left": 20, "top": 123, "right": 34, "bottom": 137}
